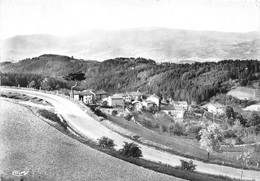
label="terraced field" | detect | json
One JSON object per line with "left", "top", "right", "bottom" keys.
{"left": 0, "top": 99, "right": 183, "bottom": 181}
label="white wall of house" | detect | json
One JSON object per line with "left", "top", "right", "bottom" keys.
{"left": 83, "top": 95, "right": 94, "bottom": 104}
{"left": 146, "top": 96, "right": 159, "bottom": 107}
{"left": 74, "top": 94, "right": 80, "bottom": 101}
{"left": 134, "top": 102, "right": 143, "bottom": 111}
{"left": 107, "top": 96, "right": 112, "bottom": 106}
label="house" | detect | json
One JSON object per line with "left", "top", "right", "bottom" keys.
{"left": 126, "top": 91, "right": 144, "bottom": 101}
{"left": 73, "top": 91, "right": 81, "bottom": 101}
{"left": 202, "top": 102, "right": 225, "bottom": 115}
{"left": 146, "top": 94, "right": 160, "bottom": 107}
{"left": 94, "top": 89, "right": 108, "bottom": 101}
{"left": 107, "top": 93, "right": 126, "bottom": 108}
{"left": 81, "top": 90, "right": 96, "bottom": 104}
{"left": 171, "top": 101, "right": 188, "bottom": 110}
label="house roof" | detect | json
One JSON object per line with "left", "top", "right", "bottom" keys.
{"left": 126, "top": 91, "right": 143, "bottom": 97}
{"left": 73, "top": 91, "right": 80, "bottom": 95}
{"left": 132, "top": 100, "right": 141, "bottom": 104}
{"left": 111, "top": 93, "right": 126, "bottom": 99}
{"left": 81, "top": 90, "right": 95, "bottom": 96}
{"left": 203, "top": 102, "right": 225, "bottom": 109}
{"left": 172, "top": 101, "right": 188, "bottom": 105}
{"left": 147, "top": 94, "right": 160, "bottom": 99}
{"left": 145, "top": 100, "right": 156, "bottom": 105}
{"left": 161, "top": 98, "right": 168, "bottom": 104}
{"left": 94, "top": 89, "right": 107, "bottom": 95}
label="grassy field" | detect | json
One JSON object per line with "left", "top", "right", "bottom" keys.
{"left": 105, "top": 115, "right": 252, "bottom": 169}
{"left": 227, "top": 87, "right": 260, "bottom": 101}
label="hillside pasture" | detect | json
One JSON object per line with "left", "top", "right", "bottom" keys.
{"left": 227, "top": 87, "right": 260, "bottom": 101}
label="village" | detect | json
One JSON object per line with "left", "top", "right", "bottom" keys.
{"left": 71, "top": 89, "right": 226, "bottom": 122}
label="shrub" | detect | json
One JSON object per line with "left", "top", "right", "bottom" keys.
{"left": 161, "top": 124, "right": 168, "bottom": 132}
{"left": 223, "top": 129, "right": 237, "bottom": 139}
{"left": 186, "top": 124, "right": 202, "bottom": 135}
{"left": 112, "top": 110, "right": 118, "bottom": 116}
{"left": 154, "top": 122, "right": 160, "bottom": 130}
{"left": 132, "top": 135, "right": 141, "bottom": 141}
{"left": 98, "top": 136, "right": 116, "bottom": 150}
{"left": 119, "top": 142, "right": 143, "bottom": 158}
{"left": 94, "top": 108, "right": 107, "bottom": 118}
{"left": 143, "top": 119, "right": 153, "bottom": 129}
{"left": 125, "top": 114, "right": 133, "bottom": 121}
{"left": 169, "top": 122, "right": 185, "bottom": 136}
{"left": 180, "top": 159, "right": 197, "bottom": 171}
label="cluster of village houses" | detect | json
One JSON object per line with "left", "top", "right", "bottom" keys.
{"left": 72, "top": 89, "right": 227, "bottom": 120}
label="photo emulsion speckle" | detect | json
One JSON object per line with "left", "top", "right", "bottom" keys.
{"left": 0, "top": 0, "right": 260, "bottom": 180}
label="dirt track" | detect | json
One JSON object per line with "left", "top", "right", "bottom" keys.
{"left": 0, "top": 99, "right": 182, "bottom": 181}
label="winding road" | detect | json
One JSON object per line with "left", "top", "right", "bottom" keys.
{"left": 1, "top": 87, "right": 260, "bottom": 181}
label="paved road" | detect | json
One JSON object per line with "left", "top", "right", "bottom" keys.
{"left": 1, "top": 87, "right": 260, "bottom": 181}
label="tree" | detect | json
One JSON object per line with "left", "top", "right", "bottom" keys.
{"left": 119, "top": 142, "right": 143, "bottom": 158}
{"left": 63, "top": 71, "right": 86, "bottom": 82}
{"left": 98, "top": 137, "right": 116, "bottom": 150}
{"left": 28, "top": 80, "right": 36, "bottom": 88}
{"left": 62, "top": 71, "right": 86, "bottom": 97}
{"left": 199, "top": 123, "right": 222, "bottom": 160}
{"left": 180, "top": 159, "right": 197, "bottom": 171}
{"left": 225, "top": 106, "right": 235, "bottom": 119}
{"left": 112, "top": 110, "right": 118, "bottom": 116}
{"left": 247, "top": 111, "right": 260, "bottom": 127}
{"left": 237, "top": 147, "right": 253, "bottom": 179}
{"left": 252, "top": 145, "right": 260, "bottom": 168}
{"left": 40, "top": 78, "right": 51, "bottom": 90}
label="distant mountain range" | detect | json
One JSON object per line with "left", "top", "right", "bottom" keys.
{"left": 1, "top": 27, "right": 260, "bottom": 62}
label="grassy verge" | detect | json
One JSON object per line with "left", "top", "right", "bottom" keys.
{"left": 0, "top": 91, "right": 51, "bottom": 106}
{"left": 37, "top": 109, "right": 67, "bottom": 130}
{"left": 0, "top": 92, "right": 31, "bottom": 100}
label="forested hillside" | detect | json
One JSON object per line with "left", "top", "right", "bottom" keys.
{"left": 1, "top": 54, "right": 259, "bottom": 103}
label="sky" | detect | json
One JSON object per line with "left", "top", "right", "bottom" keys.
{"left": 0, "top": 0, "right": 259, "bottom": 40}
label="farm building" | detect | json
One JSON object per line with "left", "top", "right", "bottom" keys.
{"left": 95, "top": 89, "right": 108, "bottom": 101}
{"left": 202, "top": 102, "right": 225, "bottom": 115}
{"left": 107, "top": 93, "right": 126, "bottom": 108}
{"left": 146, "top": 94, "right": 160, "bottom": 107}
{"left": 126, "top": 91, "right": 144, "bottom": 101}
{"left": 81, "top": 90, "right": 96, "bottom": 104}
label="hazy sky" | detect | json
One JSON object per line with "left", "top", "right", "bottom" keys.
{"left": 0, "top": 0, "right": 259, "bottom": 40}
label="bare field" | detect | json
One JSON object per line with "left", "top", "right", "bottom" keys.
{"left": 0, "top": 99, "right": 183, "bottom": 181}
